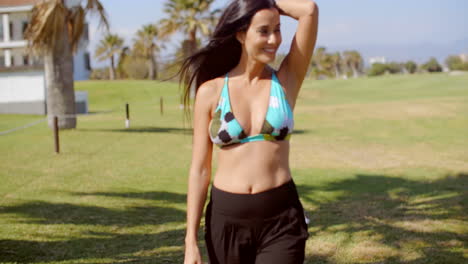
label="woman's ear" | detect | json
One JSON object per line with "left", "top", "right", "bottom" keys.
{"left": 236, "top": 31, "right": 246, "bottom": 44}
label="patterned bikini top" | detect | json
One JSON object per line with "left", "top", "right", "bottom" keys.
{"left": 209, "top": 70, "right": 294, "bottom": 148}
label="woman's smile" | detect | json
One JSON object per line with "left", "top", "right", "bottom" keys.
{"left": 263, "top": 47, "right": 277, "bottom": 54}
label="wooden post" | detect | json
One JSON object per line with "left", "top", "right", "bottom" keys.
{"left": 125, "top": 103, "right": 130, "bottom": 128}
{"left": 160, "top": 96, "right": 164, "bottom": 115}
{"left": 53, "top": 116, "right": 59, "bottom": 154}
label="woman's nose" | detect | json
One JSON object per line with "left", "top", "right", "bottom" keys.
{"left": 268, "top": 33, "right": 280, "bottom": 45}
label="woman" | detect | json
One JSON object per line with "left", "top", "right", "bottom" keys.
{"left": 180, "top": 0, "right": 318, "bottom": 263}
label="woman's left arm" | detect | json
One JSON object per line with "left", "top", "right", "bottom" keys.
{"left": 276, "top": 0, "right": 319, "bottom": 100}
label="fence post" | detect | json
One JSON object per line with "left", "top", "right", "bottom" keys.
{"left": 125, "top": 103, "right": 130, "bottom": 128}
{"left": 160, "top": 96, "right": 164, "bottom": 116}
{"left": 53, "top": 116, "right": 59, "bottom": 154}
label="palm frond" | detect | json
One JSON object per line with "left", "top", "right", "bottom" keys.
{"left": 133, "top": 24, "right": 161, "bottom": 59}
{"left": 85, "top": 0, "right": 109, "bottom": 30}
{"left": 95, "top": 34, "right": 124, "bottom": 61}
{"left": 24, "top": 0, "right": 68, "bottom": 53}
{"left": 25, "top": 0, "right": 109, "bottom": 55}
{"left": 159, "top": 0, "right": 216, "bottom": 41}
{"left": 68, "top": 6, "right": 85, "bottom": 52}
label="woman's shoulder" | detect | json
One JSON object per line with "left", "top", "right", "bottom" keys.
{"left": 195, "top": 76, "right": 225, "bottom": 107}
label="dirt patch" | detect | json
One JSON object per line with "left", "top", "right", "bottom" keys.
{"left": 295, "top": 98, "right": 463, "bottom": 121}
{"left": 347, "top": 240, "right": 398, "bottom": 262}
{"left": 290, "top": 140, "right": 468, "bottom": 171}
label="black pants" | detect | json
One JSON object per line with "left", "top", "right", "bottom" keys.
{"left": 204, "top": 179, "right": 309, "bottom": 264}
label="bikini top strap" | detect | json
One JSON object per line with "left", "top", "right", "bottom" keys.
{"left": 271, "top": 70, "right": 281, "bottom": 94}
{"left": 222, "top": 73, "right": 229, "bottom": 98}
{"left": 217, "top": 73, "right": 229, "bottom": 110}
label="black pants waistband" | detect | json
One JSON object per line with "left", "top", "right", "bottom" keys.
{"left": 209, "top": 179, "right": 301, "bottom": 219}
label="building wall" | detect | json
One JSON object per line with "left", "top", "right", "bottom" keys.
{"left": 369, "top": 56, "right": 386, "bottom": 65}
{"left": 460, "top": 54, "right": 468, "bottom": 63}
{"left": 0, "top": 69, "right": 45, "bottom": 102}
{"left": 0, "top": 69, "right": 46, "bottom": 114}
{"left": 0, "top": 7, "right": 90, "bottom": 80}
{"left": 0, "top": 1, "right": 90, "bottom": 115}
{"left": 0, "top": 69, "right": 88, "bottom": 115}
{"left": 9, "top": 12, "right": 28, "bottom": 41}
{"left": 74, "top": 51, "right": 90, "bottom": 80}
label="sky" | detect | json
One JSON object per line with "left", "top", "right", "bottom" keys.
{"left": 88, "top": 0, "right": 468, "bottom": 67}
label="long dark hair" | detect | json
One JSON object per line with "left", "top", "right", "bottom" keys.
{"left": 177, "top": 0, "right": 277, "bottom": 121}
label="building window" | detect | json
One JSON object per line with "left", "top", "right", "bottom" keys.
{"left": 84, "top": 52, "right": 91, "bottom": 70}
{"left": 32, "top": 56, "right": 43, "bottom": 66}
{"left": 23, "top": 55, "right": 29, "bottom": 65}
{"left": 9, "top": 22, "right": 13, "bottom": 40}
{"left": 0, "top": 56, "right": 5, "bottom": 67}
{"left": 82, "top": 23, "right": 89, "bottom": 41}
{"left": 22, "top": 21, "right": 29, "bottom": 39}
{"left": 0, "top": 23, "right": 3, "bottom": 41}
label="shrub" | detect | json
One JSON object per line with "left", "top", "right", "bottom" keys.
{"left": 90, "top": 68, "right": 110, "bottom": 80}
{"left": 368, "top": 63, "right": 388, "bottom": 76}
{"left": 421, "top": 57, "right": 442, "bottom": 73}
{"left": 405, "top": 61, "right": 418, "bottom": 74}
{"left": 122, "top": 56, "right": 148, "bottom": 79}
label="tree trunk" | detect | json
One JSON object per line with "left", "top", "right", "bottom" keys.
{"left": 45, "top": 23, "right": 76, "bottom": 129}
{"left": 334, "top": 65, "right": 340, "bottom": 79}
{"left": 153, "top": 57, "right": 158, "bottom": 80}
{"left": 148, "top": 51, "right": 156, "bottom": 80}
{"left": 352, "top": 63, "right": 359, "bottom": 78}
{"left": 188, "top": 28, "right": 197, "bottom": 57}
{"left": 185, "top": 30, "right": 198, "bottom": 98}
{"left": 109, "top": 55, "right": 116, "bottom": 80}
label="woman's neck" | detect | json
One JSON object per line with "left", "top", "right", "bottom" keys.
{"left": 231, "top": 51, "right": 270, "bottom": 84}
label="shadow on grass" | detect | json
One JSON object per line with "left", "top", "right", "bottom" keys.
{"left": 0, "top": 201, "right": 184, "bottom": 226}
{"left": 80, "top": 127, "right": 311, "bottom": 135}
{"left": 292, "top": 129, "right": 311, "bottom": 135}
{"left": 297, "top": 172, "right": 468, "bottom": 264}
{"left": 71, "top": 190, "right": 187, "bottom": 204}
{"left": 79, "top": 126, "right": 192, "bottom": 134}
{"left": 2, "top": 173, "right": 466, "bottom": 263}
{"left": 0, "top": 228, "right": 186, "bottom": 263}
{"left": 0, "top": 190, "right": 189, "bottom": 263}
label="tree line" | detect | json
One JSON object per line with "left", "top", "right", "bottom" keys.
{"left": 91, "top": 0, "right": 218, "bottom": 80}
{"left": 23, "top": 0, "right": 468, "bottom": 129}
{"left": 367, "top": 55, "right": 468, "bottom": 77}
{"left": 91, "top": 16, "right": 468, "bottom": 80}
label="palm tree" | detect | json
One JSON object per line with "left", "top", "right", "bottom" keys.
{"left": 309, "top": 46, "right": 326, "bottom": 79}
{"left": 95, "top": 34, "right": 124, "bottom": 80}
{"left": 330, "top": 52, "right": 342, "bottom": 79}
{"left": 117, "top": 46, "right": 130, "bottom": 79}
{"left": 321, "top": 53, "right": 335, "bottom": 78}
{"left": 343, "top": 50, "right": 364, "bottom": 78}
{"left": 134, "top": 24, "right": 161, "bottom": 80}
{"left": 311, "top": 47, "right": 341, "bottom": 79}
{"left": 24, "top": 0, "right": 108, "bottom": 129}
{"left": 311, "top": 47, "right": 326, "bottom": 71}
{"left": 159, "top": 0, "right": 218, "bottom": 58}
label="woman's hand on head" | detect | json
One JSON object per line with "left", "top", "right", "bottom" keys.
{"left": 275, "top": 0, "right": 317, "bottom": 20}
{"left": 276, "top": 4, "right": 287, "bottom": 16}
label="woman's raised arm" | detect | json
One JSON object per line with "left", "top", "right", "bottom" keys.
{"left": 277, "top": 0, "right": 319, "bottom": 99}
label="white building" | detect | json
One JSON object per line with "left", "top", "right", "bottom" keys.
{"left": 0, "top": 0, "right": 90, "bottom": 115}
{"left": 368, "top": 56, "right": 386, "bottom": 65}
{"left": 460, "top": 53, "right": 468, "bottom": 63}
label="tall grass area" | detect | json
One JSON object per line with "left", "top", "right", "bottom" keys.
{"left": 0, "top": 73, "right": 467, "bottom": 263}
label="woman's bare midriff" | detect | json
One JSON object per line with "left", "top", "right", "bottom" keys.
{"left": 213, "top": 140, "right": 292, "bottom": 194}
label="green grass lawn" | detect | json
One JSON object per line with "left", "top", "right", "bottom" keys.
{"left": 0, "top": 73, "right": 467, "bottom": 263}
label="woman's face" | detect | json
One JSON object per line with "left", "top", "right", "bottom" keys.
{"left": 237, "top": 8, "right": 282, "bottom": 64}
